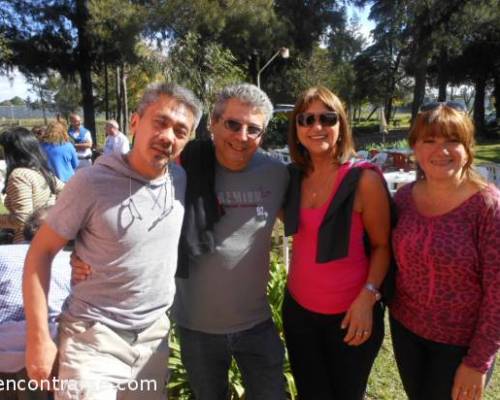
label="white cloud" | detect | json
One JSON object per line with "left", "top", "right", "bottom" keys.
{"left": 0, "top": 69, "right": 30, "bottom": 101}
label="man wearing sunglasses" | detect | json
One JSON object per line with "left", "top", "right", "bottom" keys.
{"left": 69, "top": 83, "right": 289, "bottom": 399}
{"left": 173, "top": 83, "right": 289, "bottom": 400}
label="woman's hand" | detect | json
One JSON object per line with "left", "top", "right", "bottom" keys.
{"left": 341, "top": 289, "right": 376, "bottom": 346}
{"left": 452, "top": 363, "right": 486, "bottom": 400}
{"left": 70, "top": 251, "right": 92, "bottom": 285}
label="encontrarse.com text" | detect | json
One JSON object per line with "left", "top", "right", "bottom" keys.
{"left": 0, "top": 378, "right": 157, "bottom": 392}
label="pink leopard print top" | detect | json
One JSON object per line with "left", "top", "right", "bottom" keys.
{"left": 390, "top": 183, "right": 500, "bottom": 373}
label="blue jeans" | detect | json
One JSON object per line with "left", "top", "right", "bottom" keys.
{"left": 177, "top": 319, "right": 286, "bottom": 400}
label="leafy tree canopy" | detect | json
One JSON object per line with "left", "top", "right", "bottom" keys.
{"left": 0, "top": 96, "right": 25, "bottom": 106}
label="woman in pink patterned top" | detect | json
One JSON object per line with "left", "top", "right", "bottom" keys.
{"left": 391, "top": 102, "right": 500, "bottom": 400}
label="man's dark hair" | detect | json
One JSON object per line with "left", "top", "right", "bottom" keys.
{"left": 23, "top": 206, "right": 51, "bottom": 241}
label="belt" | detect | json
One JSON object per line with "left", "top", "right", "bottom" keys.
{"left": 78, "top": 155, "right": 92, "bottom": 160}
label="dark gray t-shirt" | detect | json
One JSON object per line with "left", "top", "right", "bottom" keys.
{"left": 173, "top": 151, "right": 288, "bottom": 333}
{"left": 47, "top": 153, "right": 186, "bottom": 330}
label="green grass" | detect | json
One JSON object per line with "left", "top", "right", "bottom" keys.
{"left": 366, "top": 318, "right": 406, "bottom": 400}
{"left": 475, "top": 141, "right": 500, "bottom": 164}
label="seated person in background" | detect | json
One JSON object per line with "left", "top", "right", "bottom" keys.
{"left": 40, "top": 121, "right": 79, "bottom": 183}
{"left": 102, "top": 119, "right": 130, "bottom": 156}
{"left": 0, "top": 206, "right": 71, "bottom": 400}
{"left": 0, "top": 128, "right": 64, "bottom": 243}
{"left": 32, "top": 126, "right": 47, "bottom": 139}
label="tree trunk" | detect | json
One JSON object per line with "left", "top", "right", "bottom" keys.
{"left": 116, "top": 66, "right": 122, "bottom": 129}
{"left": 41, "top": 103, "right": 47, "bottom": 125}
{"left": 353, "top": 105, "right": 360, "bottom": 122}
{"left": 494, "top": 72, "right": 500, "bottom": 127}
{"left": 437, "top": 50, "right": 448, "bottom": 101}
{"left": 473, "top": 75, "right": 486, "bottom": 137}
{"left": 75, "top": 0, "right": 96, "bottom": 146}
{"left": 37, "top": 80, "right": 48, "bottom": 125}
{"left": 410, "top": 13, "right": 433, "bottom": 121}
{"left": 384, "top": 98, "right": 393, "bottom": 124}
{"left": 121, "top": 65, "right": 128, "bottom": 135}
{"left": 104, "top": 62, "right": 109, "bottom": 120}
{"left": 411, "top": 60, "right": 427, "bottom": 121}
{"left": 252, "top": 53, "right": 260, "bottom": 86}
{"left": 385, "top": 51, "right": 402, "bottom": 124}
{"left": 366, "top": 106, "right": 378, "bottom": 121}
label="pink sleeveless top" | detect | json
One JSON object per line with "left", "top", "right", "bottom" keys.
{"left": 287, "top": 163, "right": 369, "bottom": 314}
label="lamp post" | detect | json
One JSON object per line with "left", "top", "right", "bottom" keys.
{"left": 257, "top": 47, "right": 289, "bottom": 88}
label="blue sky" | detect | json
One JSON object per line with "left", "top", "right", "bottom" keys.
{"left": 0, "top": 4, "right": 373, "bottom": 102}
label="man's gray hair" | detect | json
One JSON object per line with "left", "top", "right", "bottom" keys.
{"left": 212, "top": 83, "right": 274, "bottom": 127}
{"left": 136, "top": 82, "right": 203, "bottom": 131}
{"left": 105, "top": 119, "right": 119, "bottom": 129}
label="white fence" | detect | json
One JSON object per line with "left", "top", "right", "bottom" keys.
{"left": 476, "top": 164, "right": 500, "bottom": 187}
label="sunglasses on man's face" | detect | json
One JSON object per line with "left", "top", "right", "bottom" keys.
{"left": 419, "top": 101, "right": 466, "bottom": 113}
{"left": 296, "top": 112, "right": 339, "bottom": 128}
{"left": 222, "top": 119, "right": 265, "bottom": 139}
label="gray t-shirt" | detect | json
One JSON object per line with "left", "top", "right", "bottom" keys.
{"left": 47, "top": 153, "right": 185, "bottom": 330}
{"left": 173, "top": 151, "right": 289, "bottom": 334}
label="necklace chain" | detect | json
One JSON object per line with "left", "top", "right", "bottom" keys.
{"left": 121, "top": 167, "right": 174, "bottom": 230}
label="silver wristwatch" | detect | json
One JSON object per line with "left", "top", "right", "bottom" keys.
{"left": 364, "top": 283, "right": 382, "bottom": 301}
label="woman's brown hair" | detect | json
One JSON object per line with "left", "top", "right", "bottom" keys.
{"left": 41, "top": 121, "right": 69, "bottom": 145}
{"left": 409, "top": 104, "right": 486, "bottom": 188}
{"left": 288, "top": 86, "right": 355, "bottom": 173}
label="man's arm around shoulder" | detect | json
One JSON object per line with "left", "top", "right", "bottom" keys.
{"left": 23, "top": 223, "right": 68, "bottom": 382}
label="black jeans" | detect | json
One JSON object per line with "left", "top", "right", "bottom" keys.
{"left": 282, "top": 289, "right": 384, "bottom": 400}
{"left": 390, "top": 316, "right": 495, "bottom": 400}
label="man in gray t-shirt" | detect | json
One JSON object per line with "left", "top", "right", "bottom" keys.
{"left": 23, "top": 82, "right": 202, "bottom": 400}
{"left": 173, "top": 84, "right": 289, "bottom": 399}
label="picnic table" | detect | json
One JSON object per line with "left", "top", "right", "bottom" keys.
{"left": 383, "top": 170, "right": 416, "bottom": 196}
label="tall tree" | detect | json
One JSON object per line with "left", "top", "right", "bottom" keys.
{"left": 275, "top": 0, "right": 339, "bottom": 55}
{"left": 163, "top": 32, "right": 246, "bottom": 136}
{"left": 1, "top": 0, "right": 147, "bottom": 142}
{"left": 429, "top": 0, "right": 500, "bottom": 135}
{"left": 356, "top": 0, "right": 487, "bottom": 119}
{"left": 27, "top": 72, "right": 81, "bottom": 121}
{"left": 88, "top": 0, "right": 146, "bottom": 126}
{"left": 326, "top": 6, "right": 366, "bottom": 110}
{"left": 75, "top": 0, "right": 95, "bottom": 140}
{"left": 150, "top": 0, "right": 286, "bottom": 83}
